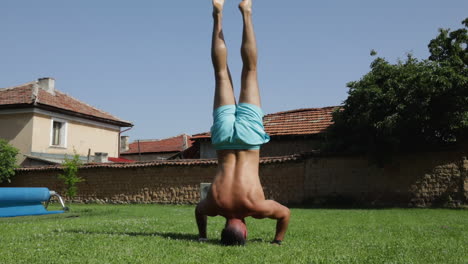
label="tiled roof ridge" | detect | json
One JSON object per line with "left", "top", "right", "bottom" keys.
{"left": 43, "top": 89, "right": 131, "bottom": 124}
{"left": 31, "top": 83, "right": 39, "bottom": 103}
{"left": 0, "top": 81, "right": 36, "bottom": 92}
{"left": 16, "top": 154, "right": 305, "bottom": 171}
{"left": 265, "top": 106, "right": 341, "bottom": 117}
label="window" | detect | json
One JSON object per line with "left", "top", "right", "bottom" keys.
{"left": 50, "top": 119, "right": 67, "bottom": 147}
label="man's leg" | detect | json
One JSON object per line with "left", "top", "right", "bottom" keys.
{"left": 238, "top": 0, "right": 261, "bottom": 107}
{"left": 212, "top": 0, "right": 236, "bottom": 110}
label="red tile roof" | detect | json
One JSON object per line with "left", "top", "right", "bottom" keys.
{"left": 0, "top": 80, "right": 132, "bottom": 127}
{"left": 264, "top": 107, "right": 339, "bottom": 136}
{"left": 192, "top": 106, "right": 340, "bottom": 139}
{"left": 121, "top": 134, "right": 192, "bottom": 155}
{"left": 0, "top": 83, "right": 34, "bottom": 105}
{"left": 191, "top": 132, "right": 211, "bottom": 140}
{"left": 108, "top": 157, "right": 136, "bottom": 163}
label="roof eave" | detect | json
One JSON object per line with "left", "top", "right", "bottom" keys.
{"left": 0, "top": 103, "right": 132, "bottom": 127}
{"left": 0, "top": 103, "right": 34, "bottom": 110}
{"left": 35, "top": 103, "right": 133, "bottom": 127}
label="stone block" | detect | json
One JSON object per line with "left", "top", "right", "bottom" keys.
{"left": 200, "top": 183, "right": 211, "bottom": 200}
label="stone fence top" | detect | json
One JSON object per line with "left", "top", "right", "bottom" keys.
{"left": 16, "top": 154, "right": 306, "bottom": 172}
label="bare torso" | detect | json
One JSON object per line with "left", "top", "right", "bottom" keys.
{"left": 197, "top": 148, "right": 290, "bottom": 241}
{"left": 205, "top": 149, "right": 265, "bottom": 218}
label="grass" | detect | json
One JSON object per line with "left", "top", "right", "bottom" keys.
{"left": 0, "top": 205, "right": 467, "bottom": 264}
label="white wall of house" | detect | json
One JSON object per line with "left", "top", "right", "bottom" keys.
{"left": 0, "top": 112, "right": 34, "bottom": 164}
{"left": 31, "top": 113, "right": 120, "bottom": 158}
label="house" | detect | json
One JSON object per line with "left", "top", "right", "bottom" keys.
{"left": 0, "top": 77, "right": 133, "bottom": 166}
{"left": 192, "top": 106, "right": 339, "bottom": 158}
{"left": 120, "top": 134, "right": 192, "bottom": 161}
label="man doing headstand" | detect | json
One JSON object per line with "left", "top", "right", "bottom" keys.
{"left": 195, "top": 0, "right": 290, "bottom": 246}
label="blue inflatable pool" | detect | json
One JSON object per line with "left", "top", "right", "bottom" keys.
{"left": 0, "top": 187, "right": 67, "bottom": 217}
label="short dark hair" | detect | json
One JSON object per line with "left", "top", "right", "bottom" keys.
{"left": 220, "top": 226, "right": 246, "bottom": 246}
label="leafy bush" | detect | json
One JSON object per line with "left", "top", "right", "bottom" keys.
{"left": 58, "top": 153, "right": 84, "bottom": 199}
{"left": 0, "top": 139, "right": 19, "bottom": 183}
{"left": 325, "top": 18, "right": 468, "bottom": 156}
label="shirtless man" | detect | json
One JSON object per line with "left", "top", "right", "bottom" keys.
{"left": 195, "top": 0, "right": 290, "bottom": 246}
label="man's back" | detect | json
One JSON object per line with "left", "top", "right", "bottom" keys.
{"left": 208, "top": 150, "right": 265, "bottom": 218}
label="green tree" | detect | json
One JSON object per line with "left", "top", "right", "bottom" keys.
{"left": 428, "top": 18, "right": 468, "bottom": 69}
{"left": 0, "top": 139, "right": 19, "bottom": 183}
{"left": 325, "top": 18, "right": 468, "bottom": 156}
{"left": 58, "top": 153, "right": 84, "bottom": 199}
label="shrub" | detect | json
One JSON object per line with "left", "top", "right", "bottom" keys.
{"left": 58, "top": 153, "right": 84, "bottom": 199}
{"left": 0, "top": 139, "right": 19, "bottom": 183}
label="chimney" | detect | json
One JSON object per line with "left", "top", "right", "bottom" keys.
{"left": 38, "top": 77, "right": 56, "bottom": 95}
{"left": 120, "top": 136, "right": 130, "bottom": 152}
{"left": 94, "top": 152, "right": 108, "bottom": 163}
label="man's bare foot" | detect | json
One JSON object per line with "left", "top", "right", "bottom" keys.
{"left": 239, "top": 0, "right": 252, "bottom": 14}
{"left": 213, "top": 0, "right": 225, "bottom": 14}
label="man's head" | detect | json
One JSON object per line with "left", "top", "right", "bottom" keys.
{"left": 221, "top": 218, "right": 247, "bottom": 246}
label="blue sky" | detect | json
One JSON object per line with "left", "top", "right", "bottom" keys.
{"left": 1, "top": 0, "right": 467, "bottom": 141}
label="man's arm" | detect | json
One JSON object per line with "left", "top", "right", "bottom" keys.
{"left": 195, "top": 198, "right": 218, "bottom": 240}
{"left": 252, "top": 200, "right": 290, "bottom": 242}
{"left": 195, "top": 202, "right": 208, "bottom": 239}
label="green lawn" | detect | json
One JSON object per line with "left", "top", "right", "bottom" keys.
{"left": 0, "top": 205, "right": 466, "bottom": 264}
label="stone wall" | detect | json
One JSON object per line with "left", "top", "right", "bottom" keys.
{"left": 260, "top": 161, "right": 305, "bottom": 204}
{"left": 3, "top": 158, "right": 305, "bottom": 205}
{"left": 6, "top": 163, "right": 217, "bottom": 204}
{"left": 261, "top": 137, "right": 320, "bottom": 157}
{"left": 3, "top": 150, "right": 466, "bottom": 207}
{"left": 303, "top": 151, "right": 467, "bottom": 207}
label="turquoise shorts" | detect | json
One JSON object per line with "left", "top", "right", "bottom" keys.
{"left": 211, "top": 103, "right": 270, "bottom": 150}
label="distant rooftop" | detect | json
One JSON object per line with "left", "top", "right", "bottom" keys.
{"left": 121, "top": 134, "right": 192, "bottom": 155}
{"left": 264, "top": 106, "right": 339, "bottom": 136}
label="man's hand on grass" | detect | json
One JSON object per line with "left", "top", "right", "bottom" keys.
{"left": 270, "top": 240, "right": 282, "bottom": 246}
